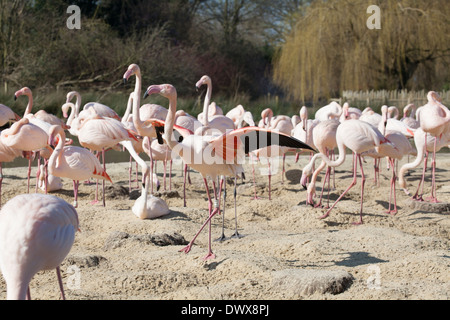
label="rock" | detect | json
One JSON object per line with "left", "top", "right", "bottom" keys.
{"left": 404, "top": 199, "right": 450, "bottom": 213}
{"left": 103, "top": 231, "right": 188, "bottom": 250}
{"left": 66, "top": 255, "right": 107, "bottom": 268}
{"left": 272, "top": 269, "right": 354, "bottom": 296}
{"left": 105, "top": 184, "right": 129, "bottom": 200}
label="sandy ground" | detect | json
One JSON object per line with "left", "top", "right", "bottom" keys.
{"left": 0, "top": 152, "right": 448, "bottom": 301}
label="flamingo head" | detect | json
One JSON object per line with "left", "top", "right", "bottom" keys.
{"left": 61, "top": 102, "right": 74, "bottom": 118}
{"left": 195, "top": 75, "right": 211, "bottom": 90}
{"left": 261, "top": 108, "right": 273, "bottom": 126}
{"left": 144, "top": 84, "right": 176, "bottom": 100}
{"left": 123, "top": 64, "right": 140, "bottom": 83}
{"left": 14, "top": 87, "right": 31, "bottom": 100}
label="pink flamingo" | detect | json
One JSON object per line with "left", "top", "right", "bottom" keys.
{"left": 301, "top": 119, "right": 340, "bottom": 208}
{"left": 76, "top": 109, "right": 139, "bottom": 206}
{"left": 47, "top": 124, "right": 112, "bottom": 208}
{"left": 360, "top": 107, "right": 382, "bottom": 127}
{"left": 292, "top": 106, "right": 319, "bottom": 163}
{"left": 302, "top": 119, "right": 391, "bottom": 224}
{"left": 0, "top": 193, "right": 79, "bottom": 300}
{"left": 66, "top": 90, "right": 121, "bottom": 121}
{"left": 1, "top": 117, "right": 50, "bottom": 192}
{"left": 314, "top": 101, "right": 342, "bottom": 121}
{"left": 339, "top": 102, "right": 362, "bottom": 121}
{"left": 144, "top": 83, "right": 315, "bottom": 260}
{"left": 401, "top": 103, "right": 420, "bottom": 129}
{"left": 0, "top": 138, "right": 25, "bottom": 206}
{"left": 417, "top": 91, "right": 450, "bottom": 202}
{"left": 196, "top": 75, "right": 235, "bottom": 134}
{"left": 398, "top": 128, "right": 449, "bottom": 201}
{"left": 366, "top": 105, "right": 417, "bottom": 214}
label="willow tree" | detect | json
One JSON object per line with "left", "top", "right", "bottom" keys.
{"left": 273, "top": 0, "right": 450, "bottom": 102}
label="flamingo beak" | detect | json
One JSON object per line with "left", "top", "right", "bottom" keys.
{"left": 143, "top": 85, "right": 163, "bottom": 99}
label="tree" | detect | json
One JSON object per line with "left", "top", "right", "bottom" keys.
{"left": 273, "top": 0, "right": 450, "bottom": 102}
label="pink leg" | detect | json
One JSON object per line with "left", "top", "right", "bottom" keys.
{"left": 268, "top": 159, "right": 272, "bottom": 200}
{"left": 183, "top": 164, "right": 187, "bottom": 207}
{"left": 128, "top": 155, "right": 132, "bottom": 192}
{"left": 281, "top": 154, "right": 286, "bottom": 185}
{"left": 250, "top": 154, "right": 260, "bottom": 200}
{"left": 426, "top": 137, "right": 439, "bottom": 203}
{"left": 56, "top": 266, "right": 66, "bottom": 300}
{"left": 169, "top": 160, "right": 172, "bottom": 191}
{"left": 413, "top": 151, "right": 428, "bottom": 201}
{"left": 180, "top": 178, "right": 223, "bottom": 260}
{"left": 354, "top": 154, "right": 366, "bottom": 225}
{"left": 320, "top": 152, "right": 358, "bottom": 220}
{"left": 102, "top": 148, "right": 106, "bottom": 207}
{"left": 73, "top": 180, "right": 79, "bottom": 208}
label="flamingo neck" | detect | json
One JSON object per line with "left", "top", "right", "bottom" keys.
{"left": 202, "top": 82, "right": 212, "bottom": 126}
{"left": 164, "top": 93, "right": 179, "bottom": 151}
{"left": 122, "top": 93, "right": 133, "bottom": 124}
{"left": 23, "top": 93, "right": 33, "bottom": 117}
{"left": 48, "top": 127, "right": 68, "bottom": 177}
{"left": 132, "top": 71, "right": 144, "bottom": 129}
{"left": 74, "top": 92, "right": 81, "bottom": 117}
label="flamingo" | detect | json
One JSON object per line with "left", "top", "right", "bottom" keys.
{"left": 399, "top": 128, "right": 449, "bottom": 200}
{"left": 292, "top": 106, "right": 319, "bottom": 163}
{"left": 339, "top": 102, "right": 362, "bottom": 122}
{"left": 0, "top": 193, "right": 79, "bottom": 300}
{"left": 226, "top": 104, "right": 246, "bottom": 127}
{"left": 301, "top": 119, "right": 391, "bottom": 225}
{"left": 144, "top": 83, "right": 315, "bottom": 260}
{"left": 0, "top": 117, "right": 50, "bottom": 193}
{"left": 195, "top": 75, "right": 235, "bottom": 134}
{"left": 401, "top": 103, "right": 420, "bottom": 129}
{"left": 66, "top": 90, "right": 121, "bottom": 121}
{"left": 38, "top": 164, "right": 63, "bottom": 193}
{"left": 14, "top": 87, "right": 57, "bottom": 192}
{"left": 360, "top": 107, "right": 382, "bottom": 128}
{"left": 364, "top": 105, "right": 417, "bottom": 214}
{"left": 76, "top": 108, "right": 140, "bottom": 206}
{"left": 314, "top": 101, "right": 342, "bottom": 121}
{"left": 123, "top": 64, "right": 193, "bottom": 205}
{"left": 0, "top": 138, "right": 25, "bottom": 206}
{"left": 415, "top": 91, "right": 450, "bottom": 202}
{"left": 47, "top": 124, "right": 113, "bottom": 208}
{"left": 252, "top": 107, "right": 294, "bottom": 198}
{"left": 300, "top": 119, "right": 340, "bottom": 208}
{"left": 0, "top": 103, "right": 20, "bottom": 127}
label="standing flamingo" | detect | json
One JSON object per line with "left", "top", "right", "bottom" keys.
{"left": 47, "top": 125, "right": 112, "bottom": 208}
{"left": 66, "top": 90, "right": 121, "bottom": 121}
{"left": 196, "top": 75, "right": 235, "bottom": 134}
{"left": 365, "top": 105, "right": 417, "bottom": 214}
{"left": 0, "top": 138, "right": 24, "bottom": 206}
{"left": 1, "top": 118, "right": 50, "bottom": 192}
{"left": 399, "top": 128, "right": 449, "bottom": 200}
{"left": 417, "top": 91, "right": 450, "bottom": 202}
{"left": 144, "top": 83, "right": 315, "bottom": 260}
{"left": 301, "top": 119, "right": 391, "bottom": 224}
{"left": 0, "top": 193, "right": 79, "bottom": 300}
{"left": 300, "top": 119, "right": 340, "bottom": 208}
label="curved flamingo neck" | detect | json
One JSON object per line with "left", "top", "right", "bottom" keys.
{"left": 164, "top": 92, "right": 179, "bottom": 151}
{"left": 23, "top": 92, "right": 33, "bottom": 117}
{"left": 122, "top": 93, "right": 133, "bottom": 123}
{"left": 49, "top": 127, "right": 68, "bottom": 176}
{"left": 132, "top": 70, "right": 144, "bottom": 130}
{"left": 202, "top": 80, "right": 212, "bottom": 126}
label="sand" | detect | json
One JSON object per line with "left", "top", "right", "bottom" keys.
{"left": 0, "top": 153, "right": 448, "bottom": 301}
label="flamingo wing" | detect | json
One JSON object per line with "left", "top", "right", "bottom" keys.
{"left": 210, "top": 126, "right": 317, "bottom": 162}
{"left": 144, "top": 119, "right": 194, "bottom": 143}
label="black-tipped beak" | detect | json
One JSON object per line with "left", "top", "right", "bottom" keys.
{"left": 302, "top": 184, "right": 307, "bottom": 190}
{"left": 123, "top": 78, "right": 127, "bottom": 85}
{"left": 14, "top": 96, "right": 17, "bottom": 101}
{"left": 143, "top": 91, "right": 149, "bottom": 99}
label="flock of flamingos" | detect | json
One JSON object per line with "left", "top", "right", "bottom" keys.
{"left": 0, "top": 63, "right": 448, "bottom": 299}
